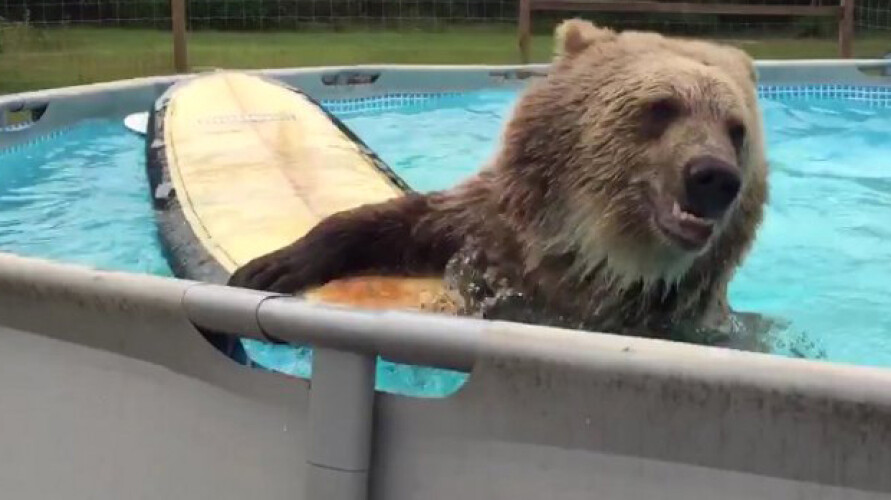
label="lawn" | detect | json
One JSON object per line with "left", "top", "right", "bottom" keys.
{"left": 2, "top": 25, "right": 891, "bottom": 94}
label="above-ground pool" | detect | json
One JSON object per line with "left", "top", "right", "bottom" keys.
{"left": 2, "top": 82, "right": 891, "bottom": 396}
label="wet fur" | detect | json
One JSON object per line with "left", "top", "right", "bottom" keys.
{"left": 229, "top": 20, "right": 768, "bottom": 340}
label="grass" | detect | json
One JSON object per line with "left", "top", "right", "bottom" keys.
{"left": 2, "top": 25, "right": 891, "bottom": 94}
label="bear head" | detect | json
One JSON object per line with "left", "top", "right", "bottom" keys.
{"left": 493, "top": 19, "right": 768, "bottom": 291}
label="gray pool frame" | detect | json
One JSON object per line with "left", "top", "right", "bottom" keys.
{"left": 1, "top": 61, "right": 891, "bottom": 499}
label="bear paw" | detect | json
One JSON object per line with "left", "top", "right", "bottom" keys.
{"left": 227, "top": 254, "right": 312, "bottom": 294}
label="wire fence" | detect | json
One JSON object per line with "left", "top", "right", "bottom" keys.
{"left": 0, "top": 0, "right": 877, "bottom": 32}
{"left": 857, "top": 0, "right": 891, "bottom": 32}
{"left": 0, "top": 0, "right": 889, "bottom": 93}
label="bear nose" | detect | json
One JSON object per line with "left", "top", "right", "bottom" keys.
{"left": 683, "top": 156, "right": 741, "bottom": 219}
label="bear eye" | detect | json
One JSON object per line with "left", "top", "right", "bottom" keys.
{"left": 647, "top": 98, "right": 681, "bottom": 123}
{"left": 728, "top": 120, "right": 747, "bottom": 151}
{"left": 641, "top": 98, "right": 681, "bottom": 138}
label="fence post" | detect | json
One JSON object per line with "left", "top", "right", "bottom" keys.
{"left": 518, "top": 0, "right": 531, "bottom": 64}
{"left": 839, "top": 0, "right": 855, "bottom": 58}
{"left": 171, "top": 0, "right": 189, "bottom": 73}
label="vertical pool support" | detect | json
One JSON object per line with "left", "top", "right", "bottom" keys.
{"left": 304, "top": 348, "right": 376, "bottom": 500}
{"left": 183, "top": 284, "right": 380, "bottom": 500}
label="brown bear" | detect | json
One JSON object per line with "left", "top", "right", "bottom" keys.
{"left": 228, "top": 19, "right": 769, "bottom": 345}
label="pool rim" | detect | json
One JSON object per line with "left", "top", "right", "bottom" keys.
{"left": 2, "top": 59, "right": 891, "bottom": 379}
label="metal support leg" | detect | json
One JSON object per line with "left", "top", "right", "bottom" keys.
{"left": 305, "top": 348, "right": 376, "bottom": 500}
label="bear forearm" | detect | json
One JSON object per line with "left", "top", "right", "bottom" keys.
{"left": 227, "top": 193, "right": 464, "bottom": 293}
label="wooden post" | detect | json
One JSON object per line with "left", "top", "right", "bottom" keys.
{"left": 172, "top": 0, "right": 189, "bottom": 73}
{"left": 839, "top": 0, "right": 854, "bottom": 58}
{"left": 518, "top": 0, "right": 531, "bottom": 64}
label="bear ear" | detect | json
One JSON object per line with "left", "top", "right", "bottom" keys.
{"left": 554, "top": 19, "right": 615, "bottom": 57}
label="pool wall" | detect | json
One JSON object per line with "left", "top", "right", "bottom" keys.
{"left": 2, "top": 61, "right": 891, "bottom": 499}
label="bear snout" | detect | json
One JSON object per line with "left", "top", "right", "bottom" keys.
{"left": 682, "top": 156, "right": 741, "bottom": 219}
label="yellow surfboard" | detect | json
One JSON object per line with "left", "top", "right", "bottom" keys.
{"left": 146, "top": 71, "right": 457, "bottom": 313}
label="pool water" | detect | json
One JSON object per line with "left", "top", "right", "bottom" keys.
{"left": 0, "top": 124, "right": 171, "bottom": 277}
{"left": 1, "top": 88, "right": 891, "bottom": 397}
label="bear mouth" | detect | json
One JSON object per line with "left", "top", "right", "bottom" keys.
{"left": 653, "top": 198, "right": 716, "bottom": 252}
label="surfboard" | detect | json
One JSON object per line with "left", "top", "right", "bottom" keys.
{"left": 145, "top": 71, "right": 456, "bottom": 313}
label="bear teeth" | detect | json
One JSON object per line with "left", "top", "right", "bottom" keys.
{"left": 672, "top": 201, "right": 712, "bottom": 226}
{"left": 672, "top": 201, "right": 683, "bottom": 218}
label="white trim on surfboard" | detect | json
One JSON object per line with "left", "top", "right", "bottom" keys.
{"left": 124, "top": 112, "right": 149, "bottom": 136}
